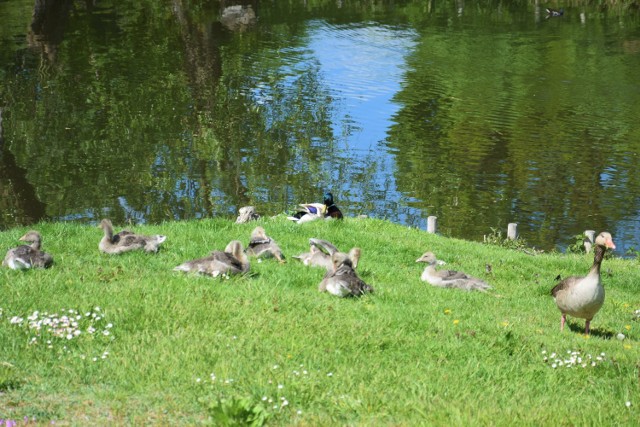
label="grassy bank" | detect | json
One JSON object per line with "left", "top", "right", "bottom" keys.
{"left": 0, "top": 218, "right": 638, "bottom": 425}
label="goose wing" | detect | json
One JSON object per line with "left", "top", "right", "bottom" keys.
{"left": 309, "top": 238, "right": 339, "bottom": 255}
{"left": 436, "top": 268, "right": 471, "bottom": 280}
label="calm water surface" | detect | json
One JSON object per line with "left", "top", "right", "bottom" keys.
{"left": 1, "top": 1, "right": 640, "bottom": 253}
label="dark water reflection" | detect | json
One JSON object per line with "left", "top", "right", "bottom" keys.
{"left": 1, "top": 1, "right": 640, "bottom": 253}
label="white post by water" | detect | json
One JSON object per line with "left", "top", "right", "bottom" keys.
{"left": 507, "top": 223, "right": 518, "bottom": 240}
{"left": 427, "top": 216, "right": 437, "bottom": 234}
{"left": 584, "top": 230, "right": 596, "bottom": 253}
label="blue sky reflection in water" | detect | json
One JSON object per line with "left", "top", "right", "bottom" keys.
{"left": 308, "top": 21, "right": 422, "bottom": 226}
{"left": 1, "top": 1, "right": 640, "bottom": 253}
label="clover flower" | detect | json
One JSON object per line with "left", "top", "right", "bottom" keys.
{"left": 542, "top": 349, "right": 606, "bottom": 369}
{"left": 5, "top": 307, "right": 114, "bottom": 354}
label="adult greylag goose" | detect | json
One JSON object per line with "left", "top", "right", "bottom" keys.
{"left": 415, "top": 252, "right": 491, "bottom": 292}
{"left": 318, "top": 250, "right": 372, "bottom": 297}
{"left": 174, "top": 240, "right": 250, "bottom": 277}
{"left": 3, "top": 231, "right": 53, "bottom": 270}
{"left": 245, "top": 226, "right": 285, "bottom": 263}
{"left": 98, "top": 219, "right": 166, "bottom": 254}
{"left": 551, "top": 231, "right": 615, "bottom": 334}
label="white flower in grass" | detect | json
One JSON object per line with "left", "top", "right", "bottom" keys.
{"left": 297, "top": 410, "right": 302, "bottom": 415}
{"left": 196, "top": 378, "right": 201, "bottom": 383}
{"left": 551, "top": 363, "right": 557, "bottom": 369}
{"left": 327, "top": 372, "right": 333, "bottom": 377}
{"left": 281, "top": 400, "right": 289, "bottom": 407}
{"left": 10, "top": 316, "right": 23, "bottom": 324}
{"left": 102, "top": 330, "right": 110, "bottom": 336}
{"left": 278, "top": 384, "right": 284, "bottom": 389}
{"left": 93, "top": 357, "right": 98, "bottom": 362}
{"left": 66, "top": 334, "right": 73, "bottom": 340}
{"left": 262, "top": 396, "right": 267, "bottom": 401}
{"left": 626, "top": 401, "right": 632, "bottom": 408}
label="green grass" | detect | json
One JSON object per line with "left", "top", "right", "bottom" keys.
{"left": 0, "top": 217, "right": 638, "bottom": 425}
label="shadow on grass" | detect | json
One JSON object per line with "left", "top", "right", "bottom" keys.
{"left": 567, "top": 322, "right": 615, "bottom": 339}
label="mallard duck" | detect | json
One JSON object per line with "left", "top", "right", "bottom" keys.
{"left": 318, "top": 249, "right": 372, "bottom": 297}
{"left": 98, "top": 219, "right": 166, "bottom": 254}
{"left": 2, "top": 230, "right": 53, "bottom": 270}
{"left": 293, "top": 239, "right": 361, "bottom": 271}
{"left": 551, "top": 231, "right": 615, "bottom": 334}
{"left": 245, "top": 226, "right": 285, "bottom": 263}
{"left": 235, "top": 206, "right": 260, "bottom": 224}
{"left": 174, "top": 240, "right": 250, "bottom": 277}
{"left": 323, "top": 192, "right": 343, "bottom": 219}
{"left": 287, "top": 203, "right": 327, "bottom": 224}
{"left": 545, "top": 8, "right": 564, "bottom": 17}
{"left": 415, "top": 252, "right": 491, "bottom": 292}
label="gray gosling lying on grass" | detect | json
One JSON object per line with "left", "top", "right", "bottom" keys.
{"left": 415, "top": 252, "right": 491, "bottom": 292}
{"left": 2, "top": 230, "right": 54, "bottom": 270}
{"left": 551, "top": 231, "right": 615, "bottom": 335}
{"left": 245, "top": 226, "right": 285, "bottom": 263}
{"left": 293, "top": 238, "right": 360, "bottom": 271}
{"left": 174, "top": 240, "right": 250, "bottom": 277}
{"left": 319, "top": 249, "right": 372, "bottom": 297}
{"left": 98, "top": 219, "right": 167, "bottom": 254}
{"left": 235, "top": 206, "right": 260, "bottom": 224}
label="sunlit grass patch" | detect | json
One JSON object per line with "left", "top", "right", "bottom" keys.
{"left": 1, "top": 218, "right": 639, "bottom": 424}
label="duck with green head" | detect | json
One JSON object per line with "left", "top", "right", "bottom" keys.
{"left": 323, "top": 192, "right": 343, "bottom": 219}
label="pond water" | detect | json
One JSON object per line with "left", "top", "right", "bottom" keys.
{"left": 1, "top": 0, "right": 640, "bottom": 254}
